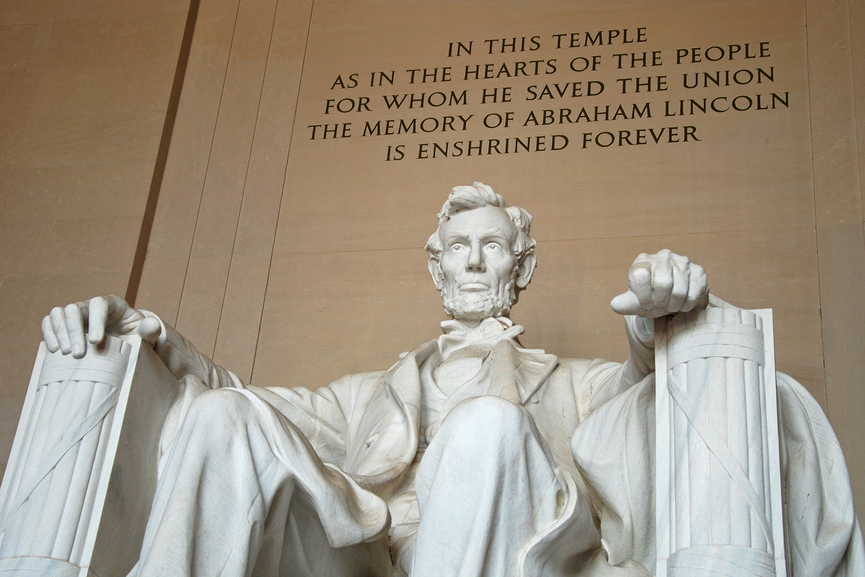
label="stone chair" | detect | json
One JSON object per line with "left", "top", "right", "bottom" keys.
{"left": 0, "top": 301, "right": 832, "bottom": 576}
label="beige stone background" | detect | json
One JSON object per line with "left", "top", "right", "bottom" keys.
{"left": 1, "top": 0, "right": 863, "bottom": 527}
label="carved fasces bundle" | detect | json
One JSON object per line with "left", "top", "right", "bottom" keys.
{"left": 0, "top": 336, "right": 177, "bottom": 577}
{"left": 654, "top": 302, "right": 787, "bottom": 577}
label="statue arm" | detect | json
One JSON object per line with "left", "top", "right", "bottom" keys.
{"left": 609, "top": 249, "right": 710, "bottom": 388}
{"left": 142, "top": 311, "right": 245, "bottom": 390}
{"left": 41, "top": 294, "right": 244, "bottom": 390}
{"left": 618, "top": 314, "right": 655, "bottom": 389}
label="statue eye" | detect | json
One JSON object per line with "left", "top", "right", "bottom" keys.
{"left": 484, "top": 242, "right": 502, "bottom": 252}
{"left": 449, "top": 243, "right": 466, "bottom": 252}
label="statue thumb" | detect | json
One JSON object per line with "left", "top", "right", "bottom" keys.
{"left": 137, "top": 316, "right": 162, "bottom": 345}
{"left": 610, "top": 291, "right": 643, "bottom": 315}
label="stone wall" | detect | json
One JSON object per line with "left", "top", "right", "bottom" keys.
{"left": 0, "top": 0, "right": 192, "bottom": 471}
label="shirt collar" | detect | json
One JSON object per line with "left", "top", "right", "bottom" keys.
{"left": 437, "top": 317, "right": 525, "bottom": 359}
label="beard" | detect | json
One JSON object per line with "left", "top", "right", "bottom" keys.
{"left": 441, "top": 280, "right": 517, "bottom": 322}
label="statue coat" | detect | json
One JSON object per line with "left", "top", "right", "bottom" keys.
{"left": 147, "top": 316, "right": 864, "bottom": 576}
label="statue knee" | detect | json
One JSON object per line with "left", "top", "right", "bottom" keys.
{"left": 441, "top": 396, "right": 530, "bottom": 443}
{"left": 185, "top": 389, "right": 252, "bottom": 435}
{"left": 421, "top": 397, "right": 553, "bottom": 493}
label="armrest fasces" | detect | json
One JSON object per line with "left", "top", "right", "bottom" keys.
{"left": 0, "top": 335, "right": 178, "bottom": 577}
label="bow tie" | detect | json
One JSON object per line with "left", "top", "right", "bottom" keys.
{"left": 438, "top": 317, "right": 526, "bottom": 359}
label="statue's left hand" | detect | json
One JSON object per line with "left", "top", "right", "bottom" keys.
{"left": 41, "top": 295, "right": 162, "bottom": 359}
{"left": 610, "top": 249, "right": 709, "bottom": 318}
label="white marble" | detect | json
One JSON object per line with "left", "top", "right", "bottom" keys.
{"left": 1, "top": 182, "right": 863, "bottom": 576}
{"left": 0, "top": 335, "right": 178, "bottom": 576}
{"left": 654, "top": 299, "right": 786, "bottom": 577}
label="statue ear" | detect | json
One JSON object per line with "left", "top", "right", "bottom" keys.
{"left": 515, "top": 252, "right": 536, "bottom": 289}
{"left": 428, "top": 258, "right": 444, "bottom": 290}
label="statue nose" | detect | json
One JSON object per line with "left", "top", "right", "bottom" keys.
{"left": 466, "top": 241, "right": 485, "bottom": 271}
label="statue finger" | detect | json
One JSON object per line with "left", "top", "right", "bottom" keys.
{"left": 671, "top": 253, "right": 691, "bottom": 269}
{"left": 667, "top": 263, "right": 690, "bottom": 312}
{"left": 105, "top": 294, "right": 140, "bottom": 330}
{"left": 682, "top": 264, "right": 709, "bottom": 312}
{"left": 42, "top": 314, "right": 60, "bottom": 353}
{"left": 651, "top": 259, "right": 674, "bottom": 309}
{"left": 628, "top": 261, "right": 653, "bottom": 310}
{"left": 88, "top": 296, "right": 109, "bottom": 344}
{"left": 64, "top": 303, "right": 86, "bottom": 358}
{"left": 49, "top": 306, "right": 72, "bottom": 355}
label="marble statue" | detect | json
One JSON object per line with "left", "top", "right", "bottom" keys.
{"left": 3, "top": 182, "right": 864, "bottom": 576}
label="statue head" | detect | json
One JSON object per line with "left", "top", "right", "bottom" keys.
{"left": 425, "top": 182, "right": 537, "bottom": 323}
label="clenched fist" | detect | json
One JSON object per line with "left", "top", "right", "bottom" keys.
{"left": 610, "top": 250, "right": 709, "bottom": 318}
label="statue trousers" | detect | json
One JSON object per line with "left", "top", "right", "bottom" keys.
{"left": 127, "top": 385, "right": 596, "bottom": 577}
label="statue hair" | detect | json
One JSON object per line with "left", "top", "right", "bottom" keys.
{"left": 425, "top": 182, "right": 536, "bottom": 266}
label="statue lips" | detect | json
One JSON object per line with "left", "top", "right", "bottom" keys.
{"left": 458, "top": 282, "right": 490, "bottom": 292}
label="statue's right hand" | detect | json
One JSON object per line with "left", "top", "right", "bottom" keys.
{"left": 41, "top": 295, "right": 162, "bottom": 359}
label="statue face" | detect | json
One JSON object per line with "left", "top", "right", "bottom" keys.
{"left": 436, "top": 206, "right": 520, "bottom": 322}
